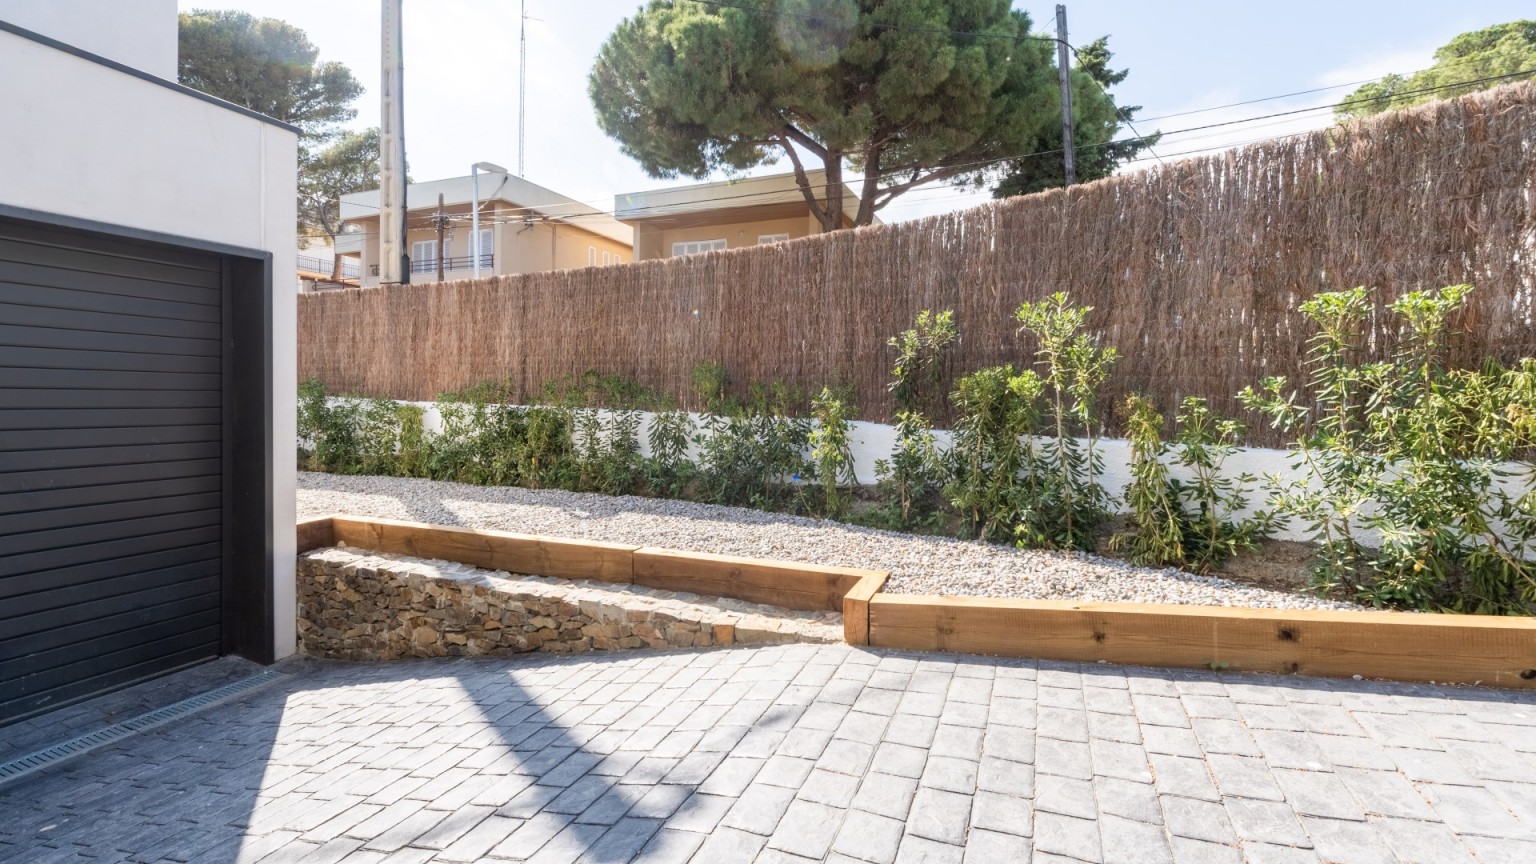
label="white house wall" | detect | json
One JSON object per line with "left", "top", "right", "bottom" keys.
{"left": 0, "top": 25, "right": 300, "bottom": 661}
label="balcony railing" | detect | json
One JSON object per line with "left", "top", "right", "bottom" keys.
{"left": 411, "top": 254, "right": 493, "bottom": 274}
{"left": 298, "top": 254, "right": 360, "bottom": 279}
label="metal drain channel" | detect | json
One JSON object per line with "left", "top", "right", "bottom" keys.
{"left": 0, "top": 669, "right": 286, "bottom": 787}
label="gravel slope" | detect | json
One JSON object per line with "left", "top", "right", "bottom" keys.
{"left": 297, "top": 472, "right": 1364, "bottom": 611}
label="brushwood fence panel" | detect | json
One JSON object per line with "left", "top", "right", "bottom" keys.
{"left": 299, "top": 83, "right": 1536, "bottom": 447}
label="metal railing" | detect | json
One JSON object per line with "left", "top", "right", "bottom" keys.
{"left": 410, "top": 254, "right": 493, "bottom": 274}
{"left": 298, "top": 254, "right": 360, "bottom": 279}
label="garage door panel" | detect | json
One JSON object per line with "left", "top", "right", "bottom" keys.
{"left": 0, "top": 406, "right": 220, "bottom": 431}
{"left": 0, "top": 220, "right": 225, "bottom": 726}
{"left": 2, "top": 574, "right": 221, "bottom": 642}
{"left": 0, "top": 474, "right": 220, "bottom": 517}
{"left": 0, "top": 388, "right": 219, "bottom": 411}
{"left": 0, "top": 589, "right": 220, "bottom": 662}
{"left": 0, "top": 366, "right": 221, "bottom": 391}
{"left": 0, "top": 323, "right": 218, "bottom": 358}
{"left": 0, "top": 642, "right": 220, "bottom": 724}
{"left": 0, "top": 345, "right": 221, "bottom": 375}
{"left": 2, "top": 504, "right": 221, "bottom": 556}
{"left": 0, "top": 541, "right": 221, "bottom": 600}
{"left": 0, "top": 523, "right": 221, "bottom": 579}
{"left": 1, "top": 272, "right": 222, "bottom": 318}
{"left": 0, "top": 423, "right": 221, "bottom": 453}
{"left": 0, "top": 458, "right": 220, "bottom": 495}
{"left": 1, "top": 559, "right": 220, "bottom": 622}
{"left": 1, "top": 441, "right": 220, "bottom": 476}
{"left": 0, "top": 234, "right": 220, "bottom": 288}
{"left": 0, "top": 301, "right": 222, "bottom": 341}
{"left": 0, "top": 614, "right": 221, "bottom": 698}
{"left": 1, "top": 490, "right": 220, "bottom": 538}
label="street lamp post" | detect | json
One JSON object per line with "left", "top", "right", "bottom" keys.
{"left": 471, "top": 161, "right": 507, "bottom": 279}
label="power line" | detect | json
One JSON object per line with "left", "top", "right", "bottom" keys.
{"left": 334, "top": 66, "right": 1536, "bottom": 230}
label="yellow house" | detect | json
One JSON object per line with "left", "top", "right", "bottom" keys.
{"left": 336, "top": 173, "right": 633, "bottom": 286}
{"left": 614, "top": 170, "right": 875, "bottom": 260}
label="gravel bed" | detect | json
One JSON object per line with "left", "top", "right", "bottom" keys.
{"left": 297, "top": 472, "right": 1366, "bottom": 611}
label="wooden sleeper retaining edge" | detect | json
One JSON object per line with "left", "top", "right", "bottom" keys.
{"left": 297, "top": 516, "right": 1536, "bottom": 688}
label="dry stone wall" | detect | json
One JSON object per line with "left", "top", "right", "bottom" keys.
{"left": 297, "top": 546, "right": 841, "bottom": 660}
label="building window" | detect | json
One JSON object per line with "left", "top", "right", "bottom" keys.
{"left": 411, "top": 240, "right": 437, "bottom": 273}
{"left": 758, "top": 233, "right": 790, "bottom": 245}
{"left": 602, "top": 251, "right": 611, "bottom": 265}
{"left": 475, "top": 228, "right": 493, "bottom": 268}
{"left": 588, "top": 246, "right": 597, "bottom": 266}
{"left": 671, "top": 239, "right": 728, "bottom": 256}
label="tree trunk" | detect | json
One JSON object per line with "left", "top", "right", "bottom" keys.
{"left": 819, "top": 156, "right": 844, "bottom": 232}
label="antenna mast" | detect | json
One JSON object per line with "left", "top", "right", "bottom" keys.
{"left": 518, "top": 0, "right": 527, "bottom": 177}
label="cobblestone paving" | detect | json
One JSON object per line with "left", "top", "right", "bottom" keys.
{"left": 3, "top": 645, "right": 1536, "bottom": 863}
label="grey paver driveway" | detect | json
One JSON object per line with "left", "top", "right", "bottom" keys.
{"left": 3, "top": 645, "right": 1536, "bottom": 864}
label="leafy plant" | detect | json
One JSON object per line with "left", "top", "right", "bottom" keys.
{"left": 877, "top": 310, "right": 959, "bottom": 529}
{"left": 1113, "top": 395, "right": 1276, "bottom": 571}
{"left": 1241, "top": 285, "right": 1536, "bottom": 613}
{"left": 810, "top": 387, "right": 858, "bottom": 518}
{"left": 1014, "top": 293, "right": 1118, "bottom": 550}
{"left": 944, "top": 365, "right": 1042, "bottom": 542}
{"left": 644, "top": 409, "right": 697, "bottom": 497}
{"left": 695, "top": 378, "right": 811, "bottom": 511}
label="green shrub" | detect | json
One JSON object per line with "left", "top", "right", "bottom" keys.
{"left": 695, "top": 378, "right": 811, "bottom": 511}
{"left": 876, "top": 311, "right": 958, "bottom": 530}
{"left": 1113, "top": 396, "right": 1276, "bottom": 571}
{"left": 1241, "top": 285, "right": 1536, "bottom": 613}
{"left": 810, "top": 387, "right": 858, "bottom": 518}
{"left": 644, "top": 409, "right": 697, "bottom": 497}
{"left": 944, "top": 365, "right": 1043, "bottom": 542}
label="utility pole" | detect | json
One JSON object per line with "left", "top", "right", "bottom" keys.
{"left": 435, "top": 193, "right": 446, "bottom": 283}
{"left": 1055, "top": 4, "right": 1076, "bottom": 187}
{"left": 379, "top": 0, "right": 409, "bottom": 284}
{"left": 518, "top": 0, "right": 527, "bottom": 177}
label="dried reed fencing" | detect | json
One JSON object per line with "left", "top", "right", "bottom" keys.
{"left": 299, "top": 82, "right": 1536, "bottom": 447}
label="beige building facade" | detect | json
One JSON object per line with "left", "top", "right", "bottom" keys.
{"left": 615, "top": 171, "right": 874, "bottom": 260}
{"left": 338, "top": 174, "right": 632, "bottom": 287}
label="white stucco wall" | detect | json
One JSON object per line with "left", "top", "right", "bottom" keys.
{"left": 0, "top": 0, "right": 178, "bottom": 79}
{"left": 0, "top": 25, "right": 299, "bottom": 661}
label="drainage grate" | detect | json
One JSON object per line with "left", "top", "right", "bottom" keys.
{"left": 0, "top": 669, "right": 286, "bottom": 786}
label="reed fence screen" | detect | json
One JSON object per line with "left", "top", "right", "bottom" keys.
{"left": 299, "top": 83, "right": 1536, "bottom": 446}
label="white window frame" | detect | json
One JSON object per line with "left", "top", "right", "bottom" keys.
{"left": 757, "top": 233, "right": 790, "bottom": 245}
{"left": 588, "top": 246, "right": 597, "bottom": 266}
{"left": 411, "top": 239, "right": 437, "bottom": 272}
{"left": 671, "top": 239, "right": 728, "bottom": 257}
{"left": 602, "top": 251, "right": 611, "bottom": 265}
{"left": 475, "top": 228, "right": 493, "bottom": 269}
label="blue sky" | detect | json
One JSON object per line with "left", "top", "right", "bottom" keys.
{"left": 180, "top": 1, "right": 1533, "bottom": 221}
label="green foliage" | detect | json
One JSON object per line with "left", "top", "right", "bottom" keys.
{"left": 992, "top": 37, "right": 1161, "bottom": 197}
{"left": 644, "top": 410, "right": 698, "bottom": 497}
{"left": 589, "top": 1, "right": 1136, "bottom": 228}
{"left": 877, "top": 310, "right": 959, "bottom": 529}
{"left": 574, "top": 408, "right": 644, "bottom": 495}
{"left": 1240, "top": 285, "right": 1536, "bottom": 613}
{"left": 1336, "top": 21, "right": 1536, "bottom": 121}
{"left": 944, "top": 364, "right": 1043, "bottom": 543}
{"left": 1014, "top": 293, "right": 1118, "bottom": 550}
{"left": 1113, "top": 395, "right": 1184, "bottom": 567}
{"left": 1113, "top": 396, "right": 1277, "bottom": 571}
{"left": 695, "top": 382, "right": 811, "bottom": 511}
{"left": 299, "top": 129, "right": 380, "bottom": 253}
{"left": 809, "top": 388, "right": 858, "bottom": 518}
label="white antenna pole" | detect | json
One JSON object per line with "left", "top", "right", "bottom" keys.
{"left": 379, "top": 0, "right": 408, "bottom": 283}
{"left": 518, "top": 0, "right": 527, "bottom": 177}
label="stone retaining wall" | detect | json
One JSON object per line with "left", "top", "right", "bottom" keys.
{"left": 297, "top": 546, "right": 841, "bottom": 660}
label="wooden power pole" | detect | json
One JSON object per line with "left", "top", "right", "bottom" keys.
{"left": 1056, "top": 4, "right": 1076, "bottom": 187}
{"left": 435, "top": 193, "right": 446, "bottom": 283}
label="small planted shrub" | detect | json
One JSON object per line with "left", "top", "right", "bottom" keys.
{"left": 644, "top": 409, "right": 697, "bottom": 497}
{"left": 876, "top": 311, "right": 957, "bottom": 530}
{"left": 1014, "top": 293, "right": 1118, "bottom": 551}
{"left": 1241, "top": 285, "right": 1536, "bottom": 613}
{"left": 809, "top": 387, "right": 858, "bottom": 518}
{"left": 1113, "top": 396, "right": 1276, "bottom": 572}
{"left": 694, "top": 370, "right": 811, "bottom": 511}
{"left": 944, "top": 364, "right": 1042, "bottom": 543}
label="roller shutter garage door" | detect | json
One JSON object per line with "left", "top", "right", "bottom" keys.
{"left": 0, "top": 221, "right": 225, "bottom": 724}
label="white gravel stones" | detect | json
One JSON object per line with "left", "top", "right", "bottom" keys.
{"left": 297, "top": 472, "right": 1365, "bottom": 611}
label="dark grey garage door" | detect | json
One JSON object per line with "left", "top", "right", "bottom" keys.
{"left": 0, "top": 220, "right": 225, "bottom": 724}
